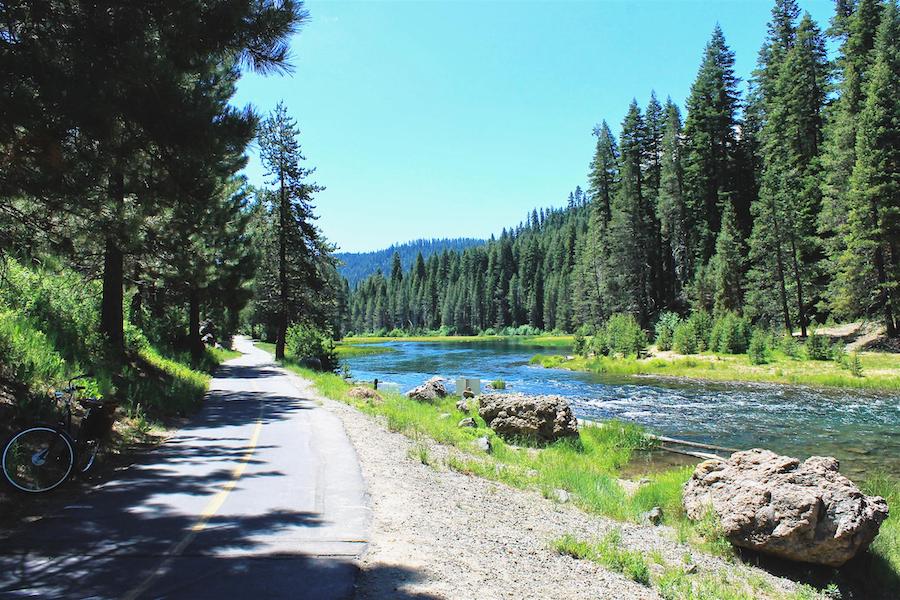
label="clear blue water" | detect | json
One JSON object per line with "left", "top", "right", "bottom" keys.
{"left": 344, "top": 341, "right": 900, "bottom": 479}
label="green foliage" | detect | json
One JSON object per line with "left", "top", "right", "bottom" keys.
{"left": 848, "top": 352, "right": 864, "bottom": 377}
{"left": 654, "top": 312, "right": 682, "bottom": 351}
{"left": 709, "top": 312, "right": 751, "bottom": 354}
{"left": 687, "top": 311, "right": 714, "bottom": 351}
{"left": 573, "top": 331, "right": 587, "bottom": 356}
{"left": 598, "top": 313, "right": 648, "bottom": 357}
{"left": 285, "top": 323, "right": 339, "bottom": 372}
{"left": 779, "top": 334, "right": 800, "bottom": 358}
{"left": 0, "top": 260, "right": 227, "bottom": 427}
{"left": 552, "top": 531, "right": 651, "bottom": 586}
{"left": 748, "top": 329, "right": 770, "bottom": 365}
{"left": 673, "top": 321, "right": 700, "bottom": 355}
{"left": 805, "top": 333, "right": 832, "bottom": 360}
{"left": 490, "top": 379, "right": 507, "bottom": 390}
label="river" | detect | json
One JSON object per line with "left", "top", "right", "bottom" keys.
{"left": 343, "top": 340, "right": 900, "bottom": 479}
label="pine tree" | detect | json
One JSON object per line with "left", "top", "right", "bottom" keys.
{"left": 820, "top": 0, "right": 886, "bottom": 313}
{"left": 748, "top": 7, "right": 828, "bottom": 335}
{"left": 682, "top": 25, "right": 742, "bottom": 266}
{"left": 840, "top": 0, "right": 899, "bottom": 335}
{"left": 258, "top": 103, "right": 332, "bottom": 360}
{"left": 605, "top": 101, "right": 652, "bottom": 326}
{"left": 657, "top": 99, "right": 690, "bottom": 302}
{"left": 573, "top": 121, "right": 618, "bottom": 325}
{"left": 710, "top": 202, "right": 746, "bottom": 313}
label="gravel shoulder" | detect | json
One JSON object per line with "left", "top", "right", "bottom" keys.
{"left": 286, "top": 374, "right": 803, "bottom": 600}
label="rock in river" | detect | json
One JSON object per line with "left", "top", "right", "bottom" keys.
{"left": 682, "top": 448, "right": 889, "bottom": 567}
{"left": 406, "top": 377, "right": 448, "bottom": 403}
{"left": 478, "top": 394, "right": 578, "bottom": 444}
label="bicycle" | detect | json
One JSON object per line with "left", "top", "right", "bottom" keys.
{"left": 1, "top": 374, "right": 117, "bottom": 493}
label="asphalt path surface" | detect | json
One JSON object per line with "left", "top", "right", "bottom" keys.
{"left": 0, "top": 337, "right": 370, "bottom": 599}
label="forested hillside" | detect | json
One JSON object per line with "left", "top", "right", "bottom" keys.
{"left": 347, "top": 0, "right": 900, "bottom": 339}
{"left": 337, "top": 238, "right": 484, "bottom": 286}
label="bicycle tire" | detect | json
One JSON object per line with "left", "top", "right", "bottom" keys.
{"left": 74, "top": 438, "right": 101, "bottom": 476}
{"left": 1, "top": 426, "right": 75, "bottom": 493}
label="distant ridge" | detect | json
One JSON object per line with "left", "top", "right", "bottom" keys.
{"left": 337, "top": 238, "right": 484, "bottom": 286}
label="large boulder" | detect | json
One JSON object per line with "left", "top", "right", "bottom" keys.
{"left": 683, "top": 448, "right": 889, "bottom": 567}
{"left": 406, "top": 376, "right": 448, "bottom": 403}
{"left": 478, "top": 394, "right": 578, "bottom": 443}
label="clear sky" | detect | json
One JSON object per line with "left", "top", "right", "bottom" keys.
{"left": 231, "top": 0, "right": 835, "bottom": 253}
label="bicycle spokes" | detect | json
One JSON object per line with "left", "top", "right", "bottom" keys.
{"left": 2, "top": 428, "right": 74, "bottom": 493}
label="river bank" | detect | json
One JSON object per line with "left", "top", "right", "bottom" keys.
{"left": 531, "top": 349, "right": 900, "bottom": 392}
{"left": 275, "top": 366, "right": 821, "bottom": 598}
{"left": 265, "top": 344, "right": 898, "bottom": 598}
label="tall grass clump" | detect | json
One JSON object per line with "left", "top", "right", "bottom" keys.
{"left": 654, "top": 312, "right": 682, "bottom": 351}
{"left": 552, "top": 531, "right": 651, "bottom": 586}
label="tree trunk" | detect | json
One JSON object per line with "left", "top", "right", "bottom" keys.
{"left": 189, "top": 287, "right": 202, "bottom": 364}
{"left": 100, "top": 171, "right": 125, "bottom": 358}
{"left": 788, "top": 234, "right": 807, "bottom": 337}
{"left": 769, "top": 196, "right": 792, "bottom": 333}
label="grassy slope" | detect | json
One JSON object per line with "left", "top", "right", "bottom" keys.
{"left": 261, "top": 342, "right": 898, "bottom": 599}
{"left": 531, "top": 350, "right": 900, "bottom": 392}
{"left": 0, "top": 259, "right": 235, "bottom": 442}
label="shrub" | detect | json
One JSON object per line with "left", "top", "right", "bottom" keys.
{"left": 805, "top": 332, "right": 832, "bottom": 360}
{"left": 708, "top": 311, "right": 751, "bottom": 354}
{"left": 748, "top": 329, "right": 769, "bottom": 365}
{"left": 848, "top": 352, "right": 864, "bottom": 377}
{"left": 672, "top": 321, "right": 699, "bottom": 355}
{"left": 687, "top": 311, "right": 714, "bottom": 351}
{"left": 654, "top": 312, "right": 681, "bottom": 351}
{"left": 386, "top": 328, "right": 406, "bottom": 338}
{"left": 573, "top": 332, "right": 587, "bottom": 356}
{"left": 285, "top": 324, "right": 339, "bottom": 372}
{"left": 491, "top": 379, "right": 507, "bottom": 390}
{"left": 481, "top": 327, "right": 497, "bottom": 336}
{"left": 602, "top": 314, "right": 647, "bottom": 357}
{"left": 779, "top": 334, "right": 800, "bottom": 358}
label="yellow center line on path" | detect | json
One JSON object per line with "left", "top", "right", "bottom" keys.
{"left": 122, "top": 404, "right": 264, "bottom": 600}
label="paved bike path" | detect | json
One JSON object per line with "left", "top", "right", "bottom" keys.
{"left": 0, "top": 337, "right": 369, "bottom": 599}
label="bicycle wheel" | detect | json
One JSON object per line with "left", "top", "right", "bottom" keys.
{"left": 74, "top": 438, "right": 100, "bottom": 476}
{"left": 1, "top": 426, "right": 75, "bottom": 493}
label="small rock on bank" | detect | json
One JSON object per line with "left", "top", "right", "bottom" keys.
{"left": 406, "top": 377, "right": 448, "bottom": 403}
{"left": 683, "top": 448, "right": 889, "bottom": 567}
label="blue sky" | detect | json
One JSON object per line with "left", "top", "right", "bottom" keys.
{"left": 231, "top": 0, "right": 835, "bottom": 253}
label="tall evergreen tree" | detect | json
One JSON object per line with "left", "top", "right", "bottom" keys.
{"left": 682, "top": 25, "right": 742, "bottom": 267}
{"left": 838, "top": 0, "right": 899, "bottom": 335}
{"left": 657, "top": 99, "right": 690, "bottom": 302}
{"left": 258, "top": 103, "right": 332, "bottom": 359}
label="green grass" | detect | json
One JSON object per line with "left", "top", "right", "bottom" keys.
{"left": 343, "top": 334, "right": 575, "bottom": 347}
{"left": 552, "top": 531, "right": 651, "bottom": 585}
{"left": 862, "top": 474, "right": 900, "bottom": 592}
{"left": 531, "top": 349, "right": 900, "bottom": 391}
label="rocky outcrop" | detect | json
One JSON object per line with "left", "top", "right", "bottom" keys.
{"left": 478, "top": 394, "right": 578, "bottom": 444}
{"left": 683, "top": 448, "right": 889, "bottom": 567}
{"left": 406, "top": 377, "right": 448, "bottom": 403}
